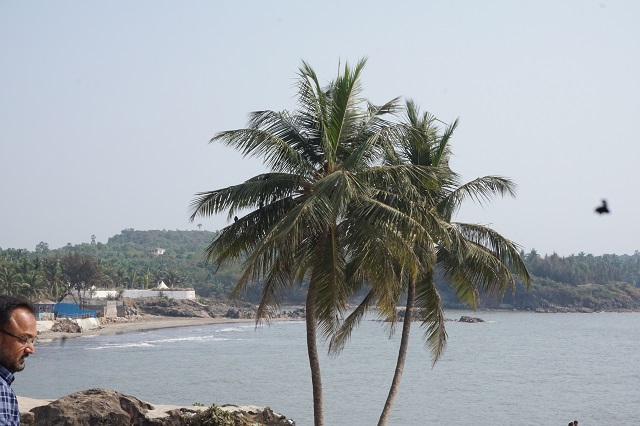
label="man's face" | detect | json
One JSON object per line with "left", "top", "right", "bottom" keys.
{"left": 0, "top": 307, "right": 37, "bottom": 373}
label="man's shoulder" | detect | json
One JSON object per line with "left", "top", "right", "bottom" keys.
{"left": 0, "top": 365, "right": 14, "bottom": 387}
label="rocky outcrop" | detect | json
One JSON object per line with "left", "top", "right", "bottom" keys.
{"left": 21, "top": 388, "right": 295, "bottom": 426}
{"left": 49, "top": 318, "right": 82, "bottom": 333}
{"left": 132, "top": 298, "right": 213, "bottom": 318}
{"left": 458, "top": 316, "right": 484, "bottom": 323}
{"left": 190, "top": 404, "right": 295, "bottom": 426}
{"left": 126, "top": 298, "right": 259, "bottom": 319}
{"left": 126, "top": 298, "right": 305, "bottom": 321}
{"left": 22, "top": 389, "right": 157, "bottom": 426}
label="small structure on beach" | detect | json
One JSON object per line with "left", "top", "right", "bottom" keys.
{"left": 55, "top": 299, "right": 97, "bottom": 319}
{"left": 34, "top": 300, "right": 56, "bottom": 320}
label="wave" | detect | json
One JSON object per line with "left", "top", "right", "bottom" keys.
{"left": 85, "top": 342, "right": 156, "bottom": 350}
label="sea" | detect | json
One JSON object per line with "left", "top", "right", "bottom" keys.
{"left": 13, "top": 311, "right": 640, "bottom": 425}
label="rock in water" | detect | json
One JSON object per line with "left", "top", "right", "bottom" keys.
{"left": 458, "top": 316, "right": 484, "bottom": 323}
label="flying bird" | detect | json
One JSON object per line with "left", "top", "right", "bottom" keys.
{"left": 595, "top": 199, "right": 610, "bottom": 214}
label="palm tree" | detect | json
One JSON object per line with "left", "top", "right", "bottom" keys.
{"left": 330, "top": 100, "right": 531, "bottom": 425}
{"left": 21, "top": 270, "right": 47, "bottom": 299}
{"left": 165, "top": 269, "right": 181, "bottom": 289}
{"left": 43, "top": 257, "right": 64, "bottom": 300}
{"left": 190, "top": 59, "right": 444, "bottom": 426}
{"left": 0, "top": 264, "right": 25, "bottom": 296}
{"left": 142, "top": 269, "right": 154, "bottom": 289}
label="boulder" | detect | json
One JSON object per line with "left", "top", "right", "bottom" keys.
{"left": 458, "top": 316, "right": 484, "bottom": 323}
{"left": 49, "top": 319, "right": 82, "bottom": 333}
{"left": 225, "top": 308, "right": 241, "bottom": 319}
{"left": 20, "top": 389, "right": 296, "bottom": 426}
{"left": 25, "top": 388, "right": 158, "bottom": 425}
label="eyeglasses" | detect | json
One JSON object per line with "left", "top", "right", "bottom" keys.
{"left": 0, "top": 329, "right": 37, "bottom": 347}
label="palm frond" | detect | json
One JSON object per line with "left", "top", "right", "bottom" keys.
{"left": 414, "top": 271, "right": 448, "bottom": 366}
{"left": 328, "top": 289, "right": 376, "bottom": 356}
{"left": 452, "top": 222, "right": 531, "bottom": 287}
{"left": 438, "top": 175, "right": 517, "bottom": 221}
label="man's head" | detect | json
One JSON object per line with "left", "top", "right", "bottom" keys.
{"left": 0, "top": 296, "right": 37, "bottom": 373}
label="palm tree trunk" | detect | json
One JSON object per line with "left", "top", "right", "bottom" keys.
{"left": 306, "top": 279, "right": 324, "bottom": 426}
{"left": 378, "top": 277, "right": 415, "bottom": 426}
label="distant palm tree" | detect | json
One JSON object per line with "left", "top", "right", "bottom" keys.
{"left": 142, "top": 269, "right": 154, "bottom": 289}
{"left": 43, "top": 257, "right": 64, "bottom": 300}
{"left": 190, "top": 59, "right": 444, "bottom": 426}
{"left": 165, "top": 269, "right": 181, "bottom": 288}
{"left": 21, "top": 270, "right": 47, "bottom": 299}
{"left": 0, "top": 265, "right": 25, "bottom": 296}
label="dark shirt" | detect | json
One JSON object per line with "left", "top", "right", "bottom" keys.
{"left": 0, "top": 364, "right": 20, "bottom": 425}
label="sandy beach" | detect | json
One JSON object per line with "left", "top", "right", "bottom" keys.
{"left": 37, "top": 315, "right": 261, "bottom": 341}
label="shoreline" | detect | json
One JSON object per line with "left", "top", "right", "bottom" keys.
{"left": 37, "top": 306, "right": 640, "bottom": 342}
{"left": 24, "top": 315, "right": 299, "bottom": 422}
{"left": 37, "top": 315, "right": 264, "bottom": 341}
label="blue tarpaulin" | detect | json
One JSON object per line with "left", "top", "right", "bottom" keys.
{"left": 54, "top": 303, "right": 97, "bottom": 319}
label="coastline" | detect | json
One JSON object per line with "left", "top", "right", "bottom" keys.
{"left": 37, "top": 315, "right": 262, "bottom": 342}
{"left": 23, "top": 315, "right": 292, "bottom": 421}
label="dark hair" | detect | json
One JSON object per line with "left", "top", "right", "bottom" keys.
{"left": 0, "top": 295, "right": 36, "bottom": 327}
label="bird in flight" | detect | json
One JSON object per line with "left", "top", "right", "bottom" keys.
{"left": 595, "top": 199, "right": 610, "bottom": 214}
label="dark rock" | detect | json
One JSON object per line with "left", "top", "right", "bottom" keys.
{"left": 127, "top": 298, "right": 258, "bottom": 319}
{"left": 225, "top": 308, "right": 240, "bottom": 319}
{"left": 27, "top": 388, "right": 157, "bottom": 426}
{"left": 458, "top": 316, "right": 484, "bottom": 323}
{"left": 132, "top": 298, "right": 212, "bottom": 318}
{"left": 22, "top": 388, "right": 296, "bottom": 426}
{"left": 281, "top": 308, "right": 305, "bottom": 319}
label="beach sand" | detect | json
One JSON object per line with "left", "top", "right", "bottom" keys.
{"left": 37, "top": 315, "right": 260, "bottom": 341}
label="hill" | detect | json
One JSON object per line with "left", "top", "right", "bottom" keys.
{"left": 2, "top": 230, "right": 640, "bottom": 311}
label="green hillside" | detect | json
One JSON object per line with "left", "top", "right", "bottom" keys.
{"left": 2, "top": 230, "right": 640, "bottom": 311}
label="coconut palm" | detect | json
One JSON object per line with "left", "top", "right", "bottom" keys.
{"left": 21, "top": 270, "right": 47, "bottom": 299}
{"left": 329, "top": 100, "right": 531, "bottom": 425}
{"left": 0, "top": 264, "right": 25, "bottom": 296}
{"left": 43, "top": 257, "right": 64, "bottom": 300}
{"left": 189, "top": 59, "right": 446, "bottom": 426}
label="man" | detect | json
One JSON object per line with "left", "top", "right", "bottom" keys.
{"left": 0, "top": 296, "right": 37, "bottom": 425}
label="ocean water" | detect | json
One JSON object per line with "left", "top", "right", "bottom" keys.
{"left": 13, "top": 311, "right": 640, "bottom": 425}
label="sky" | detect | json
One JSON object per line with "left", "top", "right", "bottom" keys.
{"left": 1, "top": 1, "right": 638, "bottom": 257}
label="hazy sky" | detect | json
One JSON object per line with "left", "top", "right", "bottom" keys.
{"left": 1, "top": 1, "right": 638, "bottom": 256}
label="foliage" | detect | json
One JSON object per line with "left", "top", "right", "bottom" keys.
{"left": 0, "top": 230, "right": 244, "bottom": 302}
{"left": 188, "top": 58, "right": 439, "bottom": 426}
{"left": 1, "top": 234, "right": 639, "bottom": 310}
{"left": 187, "top": 404, "right": 237, "bottom": 426}
{"left": 327, "top": 99, "right": 530, "bottom": 425}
